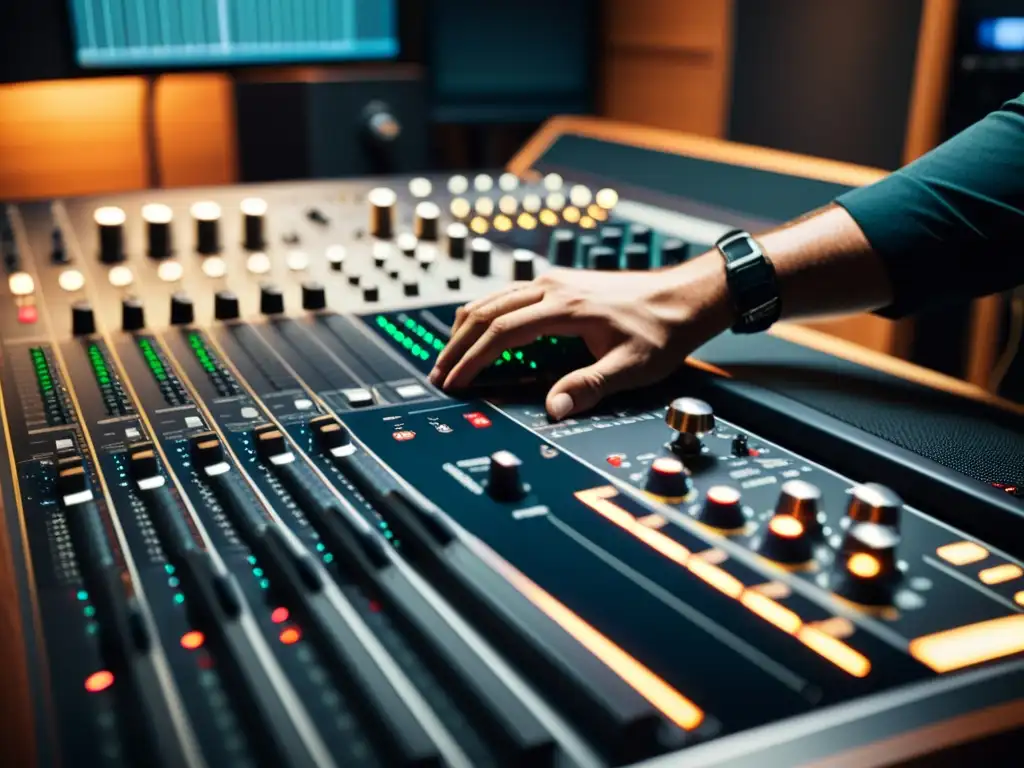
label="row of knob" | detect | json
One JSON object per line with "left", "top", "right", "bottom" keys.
{"left": 547, "top": 226, "right": 689, "bottom": 271}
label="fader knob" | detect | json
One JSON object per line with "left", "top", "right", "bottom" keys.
{"left": 757, "top": 513, "right": 813, "bottom": 564}
{"left": 170, "top": 293, "right": 194, "bottom": 325}
{"left": 362, "top": 283, "right": 380, "bottom": 302}
{"left": 94, "top": 207, "right": 126, "bottom": 264}
{"left": 775, "top": 480, "right": 823, "bottom": 534}
{"left": 302, "top": 282, "right": 326, "bottom": 311}
{"left": 260, "top": 285, "right": 285, "bottom": 315}
{"left": 471, "top": 238, "right": 492, "bottom": 277}
{"left": 447, "top": 223, "right": 468, "bottom": 260}
{"left": 549, "top": 228, "right": 576, "bottom": 267}
{"left": 600, "top": 226, "right": 624, "bottom": 252}
{"left": 326, "top": 245, "right": 346, "bottom": 272}
{"left": 417, "top": 248, "right": 437, "bottom": 271}
{"left": 697, "top": 485, "right": 746, "bottom": 530}
{"left": 72, "top": 302, "right": 96, "bottom": 336}
{"left": 121, "top": 297, "right": 145, "bottom": 332}
{"left": 414, "top": 201, "right": 440, "bottom": 241}
{"left": 575, "top": 234, "right": 598, "bottom": 268}
{"left": 214, "top": 290, "right": 240, "bottom": 321}
{"left": 403, "top": 278, "right": 419, "bottom": 297}
{"left": 589, "top": 245, "right": 618, "bottom": 271}
{"left": 241, "top": 198, "right": 267, "bottom": 251}
{"left": 625, "top": 243, "right": 650, "bottom": 271}
{"left": 513, "top": 249, "right": 535, "bottom": 281}
{"left": 142, "top": 203, "right": 173, "bottom": 259}
{"left": 846, "top": 483, "right": 902, "bottom": 530}
{"left": 487, "top": 450, "right": 526, "bottom": 501}
{"left": 644, "top": 457, "right": 691, "bottom": 501}
{"left": 446, "top": 275, "right": 461, "bottom": 291}
{"left": 630, "top": 224, "right": 652, "bottom": 247}
{"left": 191, "top": 201, "right": 222, "bottom": 255}
{"left": 368, "top": 187, "right": 397, "bottom": 239}
{"left": 51, "top": 227, "right": 68, "bottom": 264}
{"left": 834, "top": 522, "right": 901, "bottom": 605}
{"left": 310, "top": 414, "right": 352, "bottom": 455}
{"left": 660, "top": 238, "right": 688, "bottom": 266}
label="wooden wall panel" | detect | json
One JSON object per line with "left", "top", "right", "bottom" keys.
{"left": 155, "top": 74, "right": 237, "bottom": 189}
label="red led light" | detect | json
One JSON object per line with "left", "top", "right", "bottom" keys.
{"left": 463, "top": 412, "right": 492, "bottom": 428}
{"left": 85, "top": 670, "right": 114, "bottom": 693}
{"left": 606, "top": 454, "right": 624, "bottom": 468}
{"left": 279, "top": 627, "right": 301, "bottom": 645}
{"left": 271, "top": 607, "right": 289, "bottom": 624}
{"left": 748, "top": 449, "right": 761, "bottom": 457}
{"left": 368, "top": 600, "right": 382, "bottom": 613}
{"left": 17, "top": 305, "right": 37, "bottom": 324}
{"left": 180, "top": 631, "right": 205, "bottom": 650}
{"left": 392, "top": 430, "right": 416, "bottom": 442}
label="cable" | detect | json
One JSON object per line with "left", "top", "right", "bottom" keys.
{"left": 989, "top": 287, "right": 1024, "bottom": 393}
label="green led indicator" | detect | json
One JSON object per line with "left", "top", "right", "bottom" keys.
{"left": 76, "top": 590, "right": 88, "bottom": 601}
{"left": 167, "top": 576, "right": 180, "bottom": 588}
{"left": 316, "top": 542, "right": 326, "bottom": 552}
{"left": 252, "top": 567, "right": 264, "bottom": 578}
{"left": 247, "top": 555, "right": 257, "bottom": 565}
{"left": 258, "top": 578, "right": 270, "bottom": 590}
{"left": 515, "top": 351, "right": 524, "bottom": 360}
{"left": 322, "top": 553, "right": 334, "bottom": 564}
{"left": 164, "top": 564, "right": 175, "bottom": 575}
{"left": 530, "top": 361, "right": 538, "bottom": 369}
{"left": 411, "top": 344, "right": 422, "bottom": 356}
{"left": 84, "top": 605, "right": 96, "bottom": 618}
{"left": 174, "top": 593, "right": 185, "bottom": 605}
{"left": 502, "top": 351, "right": 512, "bottom": 361}
{"left": 423, "top": 332, "right": 434, "bottom": 344}
{"left": 376, "top": 315, "right": 388, "bottom": 328}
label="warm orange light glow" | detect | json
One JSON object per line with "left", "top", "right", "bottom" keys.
{"left": 562, "top": 206, "right": 581, "bottom": 224}
{"left": 936, "top": 541, "right": 989, "bottom": 566}
{"left": 85, "top": 670, "right": 115, "bottom": 692}
{"left": 1016, "top": 592, "right": 1024, "bottom": 607}
{"left": 493, "top": 215, "right": 513, "bottom": 232}
{"left": 797, "top": 626, "right": 871, "bottom": 677}
{"left": 810, "top": 617, "right": 855, "bottom": 639}
{"left": 469, "top": 216, "right": 489, "bottom": 235}
{"left": 489, "top": 556, "right": 705, "bottom": 731}
{"left": 768, "top": 515, "right": 804, "bottom": 539}
{"left": 909, "top": 615, "right": 1024, "bottom": 673}
{"left": 847, "top": 553, "right": 882, "bottom": 579}
{"left": 539, "top": 209, "right": 559, "bottom": 227}
{"left": 579, "top": 216, "right": 596, "bottom": 229}
{"left": 707, "top": 486, "right": 741, "bottom": 505}
{"left": 740, "top": 591, "right": 802, "bottom": 634}
{"left": 279, "top": 627, "right": 302, "bottom": 645}
{"left": 687, "top": 557, "right": 745, "bottom": 598}
{"left": 587, "top": 204, "right": 609, "bottom": 221}
{"left": 180, "top": 631, "right": 205, "bottom": 650}
{"left": 978, "top": 564, "right": 1023, "bottom": 585}
{"left": 637, "top": 514, "right": 668, "bottom": 529}
{"left": 517, "top": 213, "right": 537, "bottom": 230}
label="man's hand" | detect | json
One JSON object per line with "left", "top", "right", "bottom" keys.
{"left": 429, "top": 253, "right": 733, "bottom": 420}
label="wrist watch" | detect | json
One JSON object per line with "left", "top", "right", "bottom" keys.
{"left": 715, "top": 229, "right": 782, "bottom": 334}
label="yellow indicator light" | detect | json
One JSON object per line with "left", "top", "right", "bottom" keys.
{"left": 847, "top": 553, "right": 882, "bottom": 579}
{"left": 978, "top": 564, "right": 1023, "bottom": 585}
{"left": 1016, "top": 592, "right": 1024, "bottom": 607}
{"left": 579, "top": 216, "right": 596, "bottom": 229}
{"left": 562, "top": 206, "right": 581, "bottom": 224}
{"left": 469, "top": 216, "right": 489, "bottom": 235}
{"left": 909, "top": 615, "right": 1024, "bottom": 673}
{"left": 539, "top": 209, "right": 559, "bottom": 227}
{"left": 936, "top": 541, "right": 989, "bottom": 566}
{"left": 517, "top": 213, "right": 537, "bottom": 230}
{"left": 588, "top": 204, "right": 609, "bottom": 221}
{"left": 768, "top": 515, "right": 803, "bottom": 539}
{"left": 450, "top": 198, "right": 471, "bottom": 219}
{"left": 493, "top": 215, "right": 513, "bottom": 232}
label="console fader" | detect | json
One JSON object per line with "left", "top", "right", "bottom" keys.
{"left": 1, "top": 166, "right": 1022, "bottom": 767}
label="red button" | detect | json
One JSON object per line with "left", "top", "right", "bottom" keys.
{"left": 17, "top": 305, "right": 37, "bottom": 324}
{"left": 606, "top": 454, "right": 624, "bottom": 467}
{"left": 392, "top": 430, "right": 416, "bottom": 441}
{"left": 463, "top": 411, "right": 492, "bottom": 428}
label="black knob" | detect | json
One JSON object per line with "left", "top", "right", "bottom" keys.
{"left": 191, "top": 201, "right": 221, "bottom": 255}
{"left": 696, "top": 485, "right": 747, "bottom": 530}
{"left": 756, "top": 513, "right": 813, "bottom": 564}
{"left": 214, "top": 290, "right": 240, "bottom": 321}
{"left": 260, "top": 285, "right": 285, "bottom": 315}
{"left": 254, "top": 424, "right": 289, "bottom": 459}
{"left": 403, "top": 279, "right": 419, "bottom": 297}
{"left": 51, "top": 227, "right": 68, "bottom": 264}
{"left": 513, "top": 249, "right": 535, "bottom": 281}
{"left": 575, "top": 234, "right": 598, "bottom": 269}
{"left": 833, "top": 522, "right": 901, "bottom": 605}
{"left": 72, "top": 302, "right": 96, "bottom": 336}
{"left": 363, "top": 283, "right": 380, "bottom": 302}
{"left": 448, "top": 222, "right": 468, "bottom": 260}
{"left": 190, "top": 431, "right": 225, "bottom": 467}
{"left": 397, "top": 232, "right": 418, "bottom": 258}
{"left": 731, "top": 433, "right": 750, "bottom": 457}
{"left": 446, "top": 275, "right": 461, "bottom": 291}
{"left": 94, "top": 207, "right": 126, "bottom": 264}
{"left": 241, "top": 198, "right": 267, "bottom": 251}
{"left": 121, "top": 297, "right": 145, "bottom": 331}
{"left": 589, "top": 245, "right": 618, "bottom": 271}
{"left": 368, "top": 187, "right": 396, "bottom": 239}
{"left": 310, "top": 414, "right": 351, "bottom": 454}
{"left": 600, "top": 226, "right": 624, "bottom": 252}
{"left": 414, "top": 201, "right": 440, "bottom": 241}
{"left": 630, "top": 224, "right": 652, "bottom": 247}
{"left": 660, "top": 238, "right": 689, "bottom": 266}
{"left": 549, "top": 228, "right": 576, "bottom": 267}
{"left": 775, "top": 480, "right": 823, "bottom": 535}
{"left": 471, "top": 238, "right": 492, "bottom": 277}
{"left": 846, "top": 483, "right": 902, "bottom": 530}
{"left": 143, "top": 203, "right": 173, "bottom": 259}
{"left": 644, "top": 457, "right": 691, "bottom": 500}
{"left": 624, "top": 243, "right": 650, "bottom": 271}
{"left": 487, "top": 450, "right": 526, "bottom": 501}
{"left": 347, "top": 273, "right": 361, "bottom": 286}
{"left": 326, "top": 245, "right": 346, "bottom": 272}
{"left": 170, "top": 293, "right": 194, "bottom": 325}
{"left": 302, "top": 282, "right": 326, "bottom": 311}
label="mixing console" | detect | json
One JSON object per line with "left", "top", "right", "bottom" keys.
{"left": 1, "top": 150, "right": 1023, "bottom": 767}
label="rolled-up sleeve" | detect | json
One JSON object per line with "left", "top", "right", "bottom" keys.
{"left": 835, "top": 93, "right": 1024, "bottom": 318}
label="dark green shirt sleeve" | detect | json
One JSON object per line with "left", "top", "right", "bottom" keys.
{"left": 835, "top": 93, "right": 1024, "bottom": 318}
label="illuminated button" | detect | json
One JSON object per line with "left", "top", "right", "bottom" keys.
{"left": 157, "top": 260, "right": 183, "bottom": 283}
{"left": 1016, "top": 591, "right": 1024, "bottom": 607}
{"left": 447, "top": 175, "right": 469, "bottom": 195}
{"left": 417, "top": 246, "right": 437, "bottom": 271}
{"left": 94, "top": 206, "right": 126, "bottom": 264}
{"left": 543, "top": 173, "right": 563, "bottom": 191}
{"left": 644, "top": 457, "right": 691, "bottom": 500}
{"left": 8, "top": 271, "right": 34, "bottom": 296}
{"left": 326, "top": 245, "right": 346, "bottom": 271}
{"left": 108, "top": 265, "right": 133, "bottom": 287}
{"left": 450, "top": 197, "right": 471, "bottom": 220}
{"left": 470, "top": 216, "right": 489, "bottom": 235}
{"left": 201, "top": 256, "right": 227, "bottom": 278}
{"left": 498, "top": 195, "right": 518, "bottom": 216}
{"left": 240, "top": 197, "right": 267, "bottom": 251}
{"left": 569, "top": 185, "right": 593, "bottom": 208}
{"left": 286, "top": 250, "right": 309, "bottom": 271}
{"left": 517, "top": 213, "right": 537, "bottom": 230}
{"left": 408, "top": 177, "right": 432, "bottom": 198}
{"left": 368, "top": 187, "right": 397, "bottom": 239}
{"left": 447, "top": 222, "right": 468, "bottom": 260}
{"left": 562, "top": 206, "right": 581, "bottom": 224}
{"left": 342, "top": 388, "right": 374, "bottom": 408}
{"left": 246, "top": 252, "right": 271, "bottom": 275}
{"left": 775, "top": 480, "right": 823, "bottom": 534}
{"left": 372, "top": 240, "right": 392, "bottom": 267}
{"left": 756, "top": 514, "right": 812, "bottom": 564}
{"left": 59, "top": 269, "right": 85, "bottom": 292}
{"left": 833, "top": 522, "right": 900, "bottom": 605}
{"left": 84, "top": 670, "right": 114, "bottom": 693}
{"left": 493, "top": 215, "right": 513, "bottom": 232}
{"left": 522, "top": 194, "right": 542, "bottom": 213}
{"left": 180, "top": 631, "right": 205, "bottom": 650}
{"left": 487, "top": 450, "right": 526, "bottom": 501}
{"left": 596, "top": 188, "right": 619, "bottom": 209}
{"left": 190, "top": 201, "right": 221, "bottom": 255}
{"left": 169, "top": 293, "right": 194, "bottom": 325}
{"left": 397, "top": 232, "right": 419, "bottom": 258}
{"left": 978, "top": 564, "right": 1023, "bottom": 585}
{"left": 579, "top": 216, "right": 596, "bottom": 230}
{"left": 498, "top": 173, "right": 519, "bottom": 191}
{"left": 474, "top": 197, "right": 495, "bottom": 217}
{"left": 143, "top": 202, "right": 174, "bottom": 258}
{"left": 414, "top": 201, "right": 440, "bottom": 241}
{"left": 846, "top": 483, "right": 902, "bottom": 529}
{"left": 546, "top": 192, "right": 566, "bottom": 211}
{"left": 474, "top": 174, "right": 493, "bottom": 193}
{"left": 588, "top": 204, "right": 608, "bottom": 222}
{"left": 696, "top": 485, "right": 746, "bottom": 530}
{"left": 17, "top": 305, "right": 37, "bottom": 324}
{"left": 909, "top": 615, "right": 1024, "bottom": 673}
{"left": 539, "top": 209, "right": 559, "bottom": 227}
{"left": 936, "top": 540, "right": 989, "bottom": 566}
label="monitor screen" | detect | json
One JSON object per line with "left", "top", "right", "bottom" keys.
{"left": 977, "top": 17, "right": 1024, "bottom": 52}
{"left": 67, "top": 0, "right": 399, "bottom": 68}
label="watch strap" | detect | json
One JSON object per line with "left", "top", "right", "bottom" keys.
{"left": 716, "top": 230, "right": 782, "bottom": 334}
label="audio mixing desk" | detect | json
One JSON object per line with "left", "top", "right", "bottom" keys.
{"left": 1, "top": 118, "right": 1023, "bottom": 767}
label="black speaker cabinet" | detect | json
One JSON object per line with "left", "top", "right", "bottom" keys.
{"left": 234, "top": 65, "right": 428, "bottom": 181}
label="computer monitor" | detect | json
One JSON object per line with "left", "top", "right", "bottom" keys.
{"left": 66, "top": 0, "right": 399, "bottom": 69}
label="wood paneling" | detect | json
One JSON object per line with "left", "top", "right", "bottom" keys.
{"left": 903, "top": 0, "right": 959, "bottom": 164}
{"left": 155, "top": 74, "right": 237, "bottom": 189}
